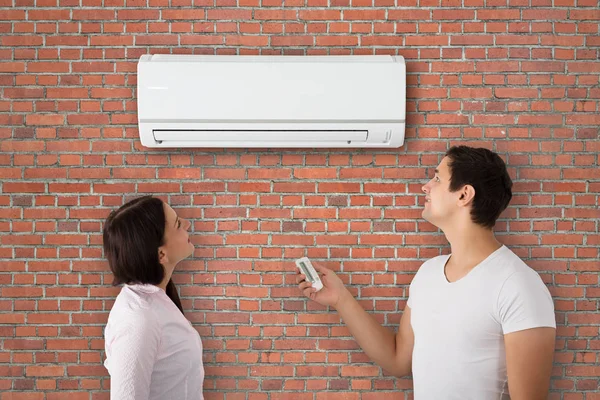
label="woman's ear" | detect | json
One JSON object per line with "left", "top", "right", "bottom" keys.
{"left": 158, "top": 246, "right": 168, "bottom": 265}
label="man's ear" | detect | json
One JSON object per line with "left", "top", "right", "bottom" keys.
{"left": 158, "top": 246, "right": 169, "bottom": 265}
{"left": 458, "top": 185, "right": 475, "bottom": 207}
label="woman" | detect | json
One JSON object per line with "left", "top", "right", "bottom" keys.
{"left": 103, "top": 196, "right": 204, "bottom": 400}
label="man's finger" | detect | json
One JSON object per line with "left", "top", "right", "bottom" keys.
{"left": 312, "top": 262, "right": 330, "bottom": 274}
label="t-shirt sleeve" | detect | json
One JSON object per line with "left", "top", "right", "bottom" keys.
{"left": 497, "top": 270, "right": 556, "bottom": 335}
{"left": 104, "top": 308, "right": 161, "bottom": 400}
{"left": 407, "top": 266, "right": 421, "bottom": 309}
{"left": 407, "top": 257, "right": 442, "bottom": 309}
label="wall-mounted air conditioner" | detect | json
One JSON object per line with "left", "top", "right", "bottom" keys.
{"left": 137, "top": 55, "right": 406, "bottom": 148}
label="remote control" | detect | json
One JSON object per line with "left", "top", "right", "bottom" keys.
{"left": 295, "top": 257, "right": 323, "bottom": 292}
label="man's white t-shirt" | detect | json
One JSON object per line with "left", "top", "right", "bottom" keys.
{"left": 407, "top": 245, "right": 556, "bottom": 399}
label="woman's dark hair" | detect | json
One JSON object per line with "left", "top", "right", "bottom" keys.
{"left": 445, "top": 146, "right": 513, "bottom": 229}
{"left": 103, "top": 195, "right": 184, "bottom": 314}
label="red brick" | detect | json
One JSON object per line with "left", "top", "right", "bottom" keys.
{"left": 26, "top": 366, "right": 64, "bottom": 377}
{"left": 1, "top": 394, "right": 45, "bottom": 400}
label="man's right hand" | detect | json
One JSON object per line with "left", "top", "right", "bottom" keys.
{"left": 295, "top": 262, "right": 352, "bottom": 309}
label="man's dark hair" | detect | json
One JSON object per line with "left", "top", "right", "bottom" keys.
{"left": 445, "top": 146, "right": 513, "bottom": 229}
{"left": 103, "top": 195, "right": 184, "bottom": 314}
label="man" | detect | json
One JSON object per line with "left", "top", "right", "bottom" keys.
{"left": 296, "top": 146, "right": 556, "bottom": 399}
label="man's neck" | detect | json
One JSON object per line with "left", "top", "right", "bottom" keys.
{"left": 443, "top": 222, "right": 502, "bottom": 274}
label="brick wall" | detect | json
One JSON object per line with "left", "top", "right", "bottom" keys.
{"left": 1, "top": 2, "right": 599, "bottom": 399}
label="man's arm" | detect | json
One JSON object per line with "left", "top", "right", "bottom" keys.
{"left": 297, "top": 263, "right": 414, "bottom": 377}
{"left": 336, "top": 293, "right": 414, "bottom": 377}
{"left": 504, "top": 327, "right": 555, "bottom": 400}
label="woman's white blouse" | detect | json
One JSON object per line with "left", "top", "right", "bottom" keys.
{"left": 104, "top": 284, "right": 204, "bottom": 400}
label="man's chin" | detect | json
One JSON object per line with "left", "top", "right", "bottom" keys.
{"left": 421, "top": 209, "right": 430, "bottom": 221}
{"left": 421, "top": 211, "right": 441, "bottom": 228}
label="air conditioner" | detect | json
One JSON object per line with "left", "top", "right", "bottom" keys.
{"left": 137, "top": 54, "right": 406, "bottom": 148}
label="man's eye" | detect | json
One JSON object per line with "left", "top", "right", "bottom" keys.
{"left": 178, "top": 221, "right": 181, "bottom": 228}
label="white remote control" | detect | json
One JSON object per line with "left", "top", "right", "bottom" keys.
{"left": 296, "top": 257, "right": 323, "bottom": 292}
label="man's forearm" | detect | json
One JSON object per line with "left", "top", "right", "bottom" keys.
{"left": 335, "top": 290, "right": 404, "bottom": 376}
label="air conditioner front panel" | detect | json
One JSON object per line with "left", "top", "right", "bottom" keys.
{"left": 138, "top": 55, "right": 406, "bottom": 122}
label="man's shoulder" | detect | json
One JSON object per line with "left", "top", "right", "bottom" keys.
{"left": 486, "top": 245, "right": 540, "bottom": 280}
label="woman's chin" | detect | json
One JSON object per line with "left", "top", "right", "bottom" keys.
{"left": 187, "top": 243, "right": 195, "bottom": 256}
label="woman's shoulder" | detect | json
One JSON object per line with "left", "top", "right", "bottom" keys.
{"left": 116, "top": 283, "right": 163, "bottom": 309}
{"left": 106, "top": 284, "right": 164, "bottom": 333}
